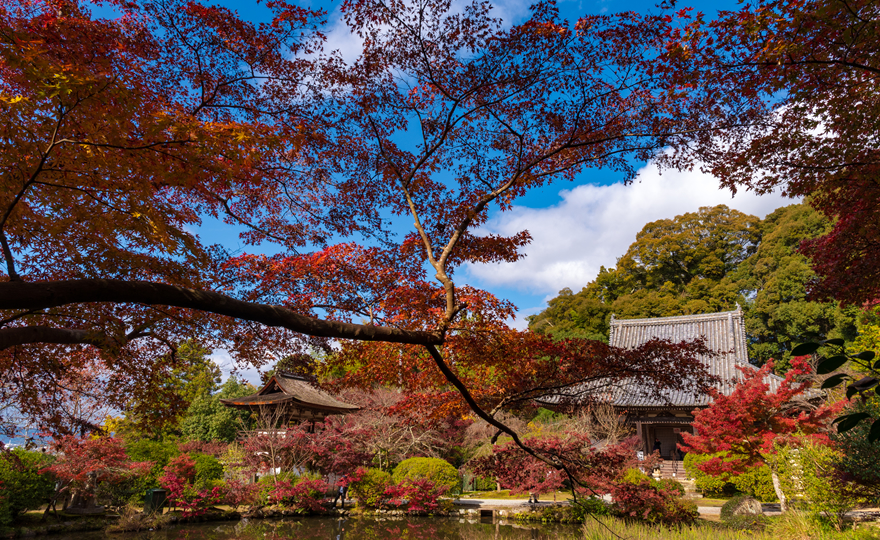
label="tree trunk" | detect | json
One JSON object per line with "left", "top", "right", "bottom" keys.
{"left": 770, "top": 469, "right": 788, "bottom": 512}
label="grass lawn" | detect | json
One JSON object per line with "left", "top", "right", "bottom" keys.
{"left": 695, "top": 498, "right": 729, "bottom": 507}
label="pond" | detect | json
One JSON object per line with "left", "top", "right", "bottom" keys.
{"left": 58, "top": 516, "right": 583, "bottom": 540}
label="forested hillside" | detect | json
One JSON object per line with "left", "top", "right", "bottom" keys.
{"left": 527, "top": 204, "right": 858, "bottom": 371}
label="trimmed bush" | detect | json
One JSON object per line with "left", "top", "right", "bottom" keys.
{"left": 620, "top": 468, "right": 653, "bottom": 485}
{"left": 191, "top": 453, "right": 224, "bottom": 486}
{"left": 349, "top": 468, "right": 393, "bottom": 508}
{"left": 730, "top": 465, "right": 777, "bottom": 502}
{"left": 0, "top": 448, "right": 55, "bottom": 518}
{"left": 392, "top": 457, "right": 460, "bottom": 493}
{"left": 620, "top": 469, "right": 684, "bottom": 496}
{"left": 572, "top": 496, "right": 610, "bottom": 519}
{"left": 515, "top": 502, "right": 604, "bottom": 524}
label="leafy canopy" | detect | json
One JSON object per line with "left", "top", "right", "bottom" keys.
{"left": 0, "top": 0, "right": 722, "bottom": 455}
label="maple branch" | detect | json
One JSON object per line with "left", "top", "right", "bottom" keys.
{"left": 209, "top": 192, "right": 299, "bottom": 252}
{"left": 424, "top": 343, "right": 619, "bottom": 513}
{"left": 366, "top": 116, "right": 460, "bottom": 319}
{"left": 53, "top": 138, "right": 195, "bottom": 151}
{"left": 0, "top": 279, "right": 443, "bottom": 346}
{"left": 1, "top": 99, "right": 70, "bottom": 235}
{"left": 0, "top": 309, "right": 40, "bottom": 328}
{"left": 733, "top": 58, "right": 880, "bottom": 77}
{"left": 0, "top": 230, "right": 20, "bottom": 282}
{"left": 0, "top": 327, "right": 108, "bottom": 350}
{"left": 424, "top": 344, "right": 562, "bottom": 470}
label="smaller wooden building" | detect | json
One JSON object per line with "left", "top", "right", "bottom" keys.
{"left": 220, "top": 372, "right": 360, "bottom": 427}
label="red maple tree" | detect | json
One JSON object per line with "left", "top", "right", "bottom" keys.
{"left": 0, "top": 0, "right": 720, "bottom": 484}
{"left": 656, "top": 0, "right": 880, "bottom": 305}
{"left": 158, "top": 453, "right": 225, "bottom": 517}
{"left": 680, "top": 357, "right": 840, "bottom": 511}
{"left": 43, "top": 436, "right": 152, "bottom": 511}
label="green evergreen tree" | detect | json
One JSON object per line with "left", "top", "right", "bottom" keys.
{"left": 729, "top": 204, "right": 857, "bottom": 370}
{"left": 179, "top": 377, "right": 255, "bottom": 442}
{"left": 110, "top": 341, "right": 223, "bottom": 440}
{"left": 530, "top": 203, "right": 856, "bottom": 373}
{"left": 529, "top": 205, "right": 758, "bottom": 338}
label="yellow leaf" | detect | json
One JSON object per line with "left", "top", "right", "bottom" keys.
{"left": 0, "top": 94, "right": 26, "bottom": 104}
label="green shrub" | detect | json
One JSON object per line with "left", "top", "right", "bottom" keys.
{"left": 392, "top": 457, "right": 460, "bottom": 493}
{"left": 571, "top": 497, "right": 610, "bottom": 519}
{"left": 531, "top": 408, "right": 566, "bottom": 424}
{"left": 729, "top": 465, "right": 776, "bottom": 502}
{"left": 620, "top": 468, "right": 684, "bottom": 496}
{"left": 96, "top": 474, "right": 152, "bottom": 509}
{"left": 191, "top": 453, "right": 224, "bottom": 484}
{"left": 774, "top": 439, "right": 867, "bottom": 529}
{"left": 0, "top": 484, "right": 12, "bottom": 528}
{"left": 515, "top": 504, "right": 598, "bottom": 524}
{"left": 125, "top": 439, "right": 180, "bottom": 490}
{"left": 620, "top": 468, "right": 653, "bottom": 485}
{"left": 196, "top": 478, "right": 226, "bottom": 493}
{"left": 349, "top": 468, "right": 393, "bottom": 508}
{"left": 0, "top": 448, "right": 55, "bottom": 518}
{"left": 684, "top": 452, "right": 775, "bottom": 501}
{"left": 684, "top": 452, "right": 735, "bottom": 496}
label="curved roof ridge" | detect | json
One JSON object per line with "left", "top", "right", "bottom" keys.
{"left": 610, "top": 307, "right": 743, "bottom": 326}
{"left": 221, "top": 372, "right": 360, "bottom": 413}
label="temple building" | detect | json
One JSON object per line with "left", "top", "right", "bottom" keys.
{"left": 220, "top": 372, "right": 360, "bottom": 428}
{"left": 604, "top": 306, "right": 782, "bottom": 460}
{"left": 541, "top": 306, "right": 787, "bottom": 464}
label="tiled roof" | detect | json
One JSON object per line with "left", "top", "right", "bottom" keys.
{"left": 220, "top": 373, "right": 360, "bottom": 413}
{"left": 537, "top": 306, "right": 787, "bottom": 410}
{"left": 607, "top": 305, "right": 782, "bottom": 408}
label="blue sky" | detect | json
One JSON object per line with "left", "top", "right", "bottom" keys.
{"left": 188, "top": 0, "right": 797, "bottom": 381}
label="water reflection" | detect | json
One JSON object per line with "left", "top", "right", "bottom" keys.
{"left": 103, "top": 516, "right": 580, "bottom": 540}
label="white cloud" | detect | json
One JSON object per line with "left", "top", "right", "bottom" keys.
{"left": 467, "top": 162, "right": 796, "bottom": 299}
{"left": 507, "top": 306, "right": 542, "bottom": 331}
{"left": 320, "top": 0, "right": 533, "bottom": 64}
{"left": 212, "top": 349, "right": 265, "bottom": 387}
{"left": 321, "top": 12, "right": 365, "bottom": 64}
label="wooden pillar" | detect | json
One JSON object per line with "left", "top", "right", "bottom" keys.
{"left": 636, "top": 421, "right": 644, "bottom": 451}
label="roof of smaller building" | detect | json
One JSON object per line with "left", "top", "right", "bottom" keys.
{"left": 220, "top": 372, "right": 360, "bottom": 414}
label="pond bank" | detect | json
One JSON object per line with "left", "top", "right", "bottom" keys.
{"left": 5, "top": 502, "right": 879, "bottom": 539}
{"left": 5, "top": 514, "right": 585, "bottom": 540}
